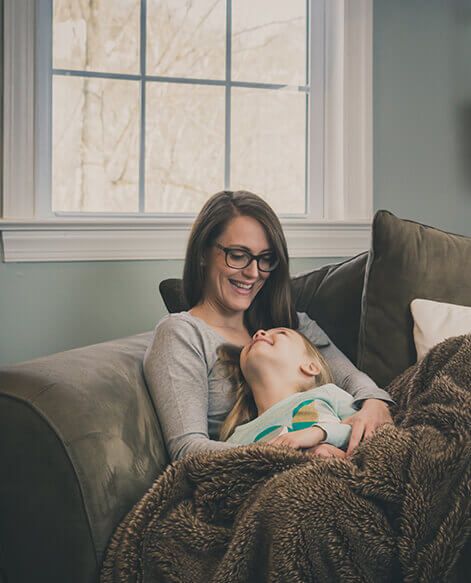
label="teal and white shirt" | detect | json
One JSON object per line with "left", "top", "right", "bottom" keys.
{"left": 226, "top": 383, "right": 356, "bottom": 449}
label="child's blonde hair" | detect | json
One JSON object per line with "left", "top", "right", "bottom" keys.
{"left": 218, "top": 331, "right": 333, "bottom": 441}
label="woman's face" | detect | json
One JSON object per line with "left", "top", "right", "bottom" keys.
{"left": 203, "top": 215, "right": 273, "bottom": 315}
{"left": 240, "top": 328, "right": 317, "bottom": 384}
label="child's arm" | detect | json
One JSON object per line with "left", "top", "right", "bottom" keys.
{"left": 311, "top": 384, "right": 357, "bottom": 449}
{"left": 313, "top": 419, "right": 352, "bottom": 449}
{"left": 268, "top": 386, "right": 356, "bottom": 450}
{"left": 306, "top": 443, "right": 347, "bottom": 458}
{"left": 266, "top": 426, "right": 326, "bottom": 449}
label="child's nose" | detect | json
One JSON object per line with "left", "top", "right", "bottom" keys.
{"left": 253, "top": 329, "right": 267, "bottom": 340}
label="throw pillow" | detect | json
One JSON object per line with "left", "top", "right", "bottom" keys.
{"left": 410, "top": 298, "right": 471, "bottom": 361}
{"left": 357, "top": 210, "right": 471, "bottom": 387}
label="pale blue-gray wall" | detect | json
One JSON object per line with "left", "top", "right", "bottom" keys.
{"left": 1, "top": 0, "right": 471, "bottom": 366}
{"left": 374, "top": 0, "right": 471, "bottom": 235}
{"left": 0, "top": 258, "right": 338, "bottom": 366}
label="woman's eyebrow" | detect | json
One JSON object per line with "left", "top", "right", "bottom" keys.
{"left": 227, "top": 244, "right": 272, "bottom": 254}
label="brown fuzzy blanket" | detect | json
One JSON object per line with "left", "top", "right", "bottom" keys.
{"left": 101, "top": 335, "right": 471, "bottom": 583}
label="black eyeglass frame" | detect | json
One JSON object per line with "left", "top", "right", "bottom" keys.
{"left": 214, "top": 243, "right": 279, "bottom": 272}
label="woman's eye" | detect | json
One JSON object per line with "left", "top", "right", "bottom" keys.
{"left": 229, "top": 251, "right": 246, "bottom": 260}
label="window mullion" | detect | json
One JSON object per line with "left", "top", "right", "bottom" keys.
{"left": 35, "top": 0, "right": 54, "bottom": 218}
{"left": 139, "top": 0, "right": 147, "bottom": 214}
{"left": 224, "top": 0, "right": 232, "bottom": 190}
{"left": 304, "top": 0, "right": 310, "bottom": 216}
{"left": 308, "top": 0, "right": 326, "bottom": 220}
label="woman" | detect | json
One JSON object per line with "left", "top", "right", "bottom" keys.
{"left": 143, "top": 190, "right": 393, "bottom": 462}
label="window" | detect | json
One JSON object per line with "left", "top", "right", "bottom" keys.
{"left": 1, "top": 0, "right": 373, "bottom": 262}
{"left": 49, "top": 0, "right": 308, "bottom": 216}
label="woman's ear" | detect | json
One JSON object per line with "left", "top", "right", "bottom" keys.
{"left": 299, "top": 360, "right": 321, "bottom": 378}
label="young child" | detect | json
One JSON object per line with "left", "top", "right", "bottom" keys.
{"left": 218, "top": 328, "right": 357, "bottom": 453}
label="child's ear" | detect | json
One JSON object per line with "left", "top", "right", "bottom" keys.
{"left": 300, "top": 361, "right": 320, "bottom": 377}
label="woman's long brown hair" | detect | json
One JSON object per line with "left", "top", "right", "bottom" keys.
{"left": 182, "top": 190, "right": 299, "bottom": 334}
{"left": 218, "top": 332, "right": 334, "bottom": 441}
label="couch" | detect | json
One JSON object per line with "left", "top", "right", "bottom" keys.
{"left": 1, "top": 210, "right": 469, "bottom": 583}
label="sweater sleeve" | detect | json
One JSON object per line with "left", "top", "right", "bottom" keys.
{"left": 316, "top": 422, "right": 352, "bottom": 449}
{"left": 311, "top": 384, "right": 354, "bottom": 448}
{"left": 297, "top": 312, "right": 394, "bottom": 408}
{"left": 143, "top": 316, "right": 235, "bottom": 461}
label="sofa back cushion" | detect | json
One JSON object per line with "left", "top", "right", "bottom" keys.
{"left": 159, "top": 251, "right": 368, "bottom": 364}
{"left": 291, "top": 252, "right": 368, "bottom": 363}
{"left": 357, "top": 210, "right": 471, "bottom": 388}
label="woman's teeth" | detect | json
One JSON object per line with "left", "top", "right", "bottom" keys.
{"left": 229, "top": 279, "right": 254, "bottom": 292}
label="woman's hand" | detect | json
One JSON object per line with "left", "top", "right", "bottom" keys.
{"left": 305, "top": 443, "right": 346, "bottom": 459}
{"left": 342, "top": 399, "right": 393, "bottom": 456}
{"left": 267, "top": 426, "right": 326, "bottom": 450}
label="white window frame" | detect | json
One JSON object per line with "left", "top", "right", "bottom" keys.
{"left": 0, "top": 0, "right": 372, "bottom": 262}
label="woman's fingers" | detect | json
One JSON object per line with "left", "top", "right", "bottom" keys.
{"left": 345, "top": 419, "right": 366, "bottom": 456}
{"left": 363, "top": 427, "right": 376, "bottom": 441}
{"left": 342, "top": 399, "right": 394, "bottom": 456}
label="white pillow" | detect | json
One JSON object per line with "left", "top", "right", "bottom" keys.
{"left": 410, "top": 298, "right": 471, "bottom": 361}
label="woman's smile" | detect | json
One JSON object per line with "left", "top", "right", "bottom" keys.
{"left": 228, "top": 277, "right": 258, "bottom": 295}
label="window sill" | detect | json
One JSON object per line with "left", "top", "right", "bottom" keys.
{"left": 0, "top": 219, "right": 371, "bottom": 262}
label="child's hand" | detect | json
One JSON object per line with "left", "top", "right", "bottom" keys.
{"left": 305, "top": 443, "right": 346, "bottom": 459}
{"left": 267, "top": 426, "right": 326, "bottom": 449}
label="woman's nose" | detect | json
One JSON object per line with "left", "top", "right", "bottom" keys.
{"left": 242, "top": 257, "right": 259, "bottom": 277}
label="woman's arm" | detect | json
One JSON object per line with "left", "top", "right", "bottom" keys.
{"left": 297, "top": 313, "right": 394, "bottom": 453}
{"left": 315, "top": 339, "right": 394, "bottom": 453}
{"left": 143, "top": 315, "right": 234, "bottom": 462}
{"left": 297, "top": 312, "right": 394, "bottom": 407}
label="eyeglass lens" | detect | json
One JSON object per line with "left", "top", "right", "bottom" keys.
{"left": 225, "top": 249, "right": 278, "bottom": 272}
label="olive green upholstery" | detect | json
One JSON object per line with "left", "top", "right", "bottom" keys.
{"left": 0, "top": 333, "right": 169, "bottom": 583}
{"left": 358, "top": 211, "right": 471, "bottom": 387}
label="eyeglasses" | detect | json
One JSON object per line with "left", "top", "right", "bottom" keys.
{"left": 214, "top": 243, "right": 279, "bottom": 272}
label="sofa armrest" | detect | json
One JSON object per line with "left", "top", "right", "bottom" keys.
{"left": 0, "top": 331, "right": 169, "bottom": 583}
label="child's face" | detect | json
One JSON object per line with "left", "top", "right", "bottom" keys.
{"left": 240, "top": 328, "right": 319, "bottom": 385}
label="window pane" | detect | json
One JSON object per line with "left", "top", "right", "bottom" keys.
{"left": 145, "top": 83, "right": 225, "bottom": 213}
{"left": 53, "top": 76, "right": 140, "bottom": 212}
{"left": 231, "top": 87, "right": 306, "bottom": 214}
{"left": 147, "top": 0, "right": 226, "bottom": 79}
{"left": 53, "top": 0, "right": 140, "bottom": 74}
{"left": 232, "top": 0, "right": 306, "bottom": 85}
